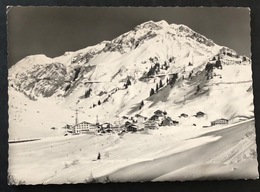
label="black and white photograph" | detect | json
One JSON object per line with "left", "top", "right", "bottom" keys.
{"left": 7, "top": 7, "right": 259, "bottom": 184}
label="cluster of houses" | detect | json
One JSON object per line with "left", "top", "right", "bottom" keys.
{"left": 64, "top": 110, "right": 229, "bottom": 135}
{"left": 66, "top": 121, "right": 120, "bottom": 135}
{"left": 124, "top": 110, "right": 180, "bottom": 132}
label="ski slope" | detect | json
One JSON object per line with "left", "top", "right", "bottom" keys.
{"left": 8, "top": 119, "right": 258, "bottom": 184}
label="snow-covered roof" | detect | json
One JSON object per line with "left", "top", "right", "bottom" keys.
{"left": 135, "top": 114, "right": 146, "bottom": 118}
{"left": 212, "top": 118, "right": 229, "bottom": 122}
{"left": 72, "top": 121, "right": 94, "bottom": 127}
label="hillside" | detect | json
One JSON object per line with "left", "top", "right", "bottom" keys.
{"left": 8, "top": 20, "right": 253, "bottom": 139}
{"left": 8, "top": 19, "right": 257, "bottom": 184}
{"left": 8, "top": 120, "right": 258, "bottom": 184}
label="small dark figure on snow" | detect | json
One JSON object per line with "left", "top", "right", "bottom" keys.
{"left": 97, "top": 152, "right": 101, "bottom": 160}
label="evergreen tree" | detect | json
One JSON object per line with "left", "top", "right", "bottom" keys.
{"left": 189, "top": 72, "right": 192, "bottom": 79}
{"left": 169, "top": 76, "right": 177, "bottom": 87}
{"left": 85, "top": 90, "right": 88, "bottom": 98}
{"left": 159, "top": 79, "right": 163, "bottom": 88}
{"left": 65, "top": 84, "right": 71, "bottom": 92}
{"left": 197, "top": 85, "right": 200, "bottom": 92}
{"left": 215, "top": 59, "right": 222, "bottom": 69}
{"left": 139, "top": 100, "right": 144, "bottom": 110}
{"left": 147, "top": 66, "right": 153, "bottom": 77}
{"left": 155, "top": 63, "right": 160, "bottom": 70}
{"left": 84, "top": 89, "right": 90, "bottom": 98}
{"left": 150, "top": 88, "right": 155, "bottom": 97}
{"left": 98, "top": 100, "right": 101, "bottom": 105}
{"left": 127, "top": 79, "right": 131, "bottom": 86}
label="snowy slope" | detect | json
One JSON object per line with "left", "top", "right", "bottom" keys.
{"left": 8, "top": 20, "right": 257, "bottom": 184}
{"left": 8, "top": 87, "right": 74, "bottom": 140}
{"left": 8, "top": 120, "right": 258, "bottom": 184}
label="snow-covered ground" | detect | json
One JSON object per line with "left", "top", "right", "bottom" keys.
{"left": 8, "top": 119, "right": 258, "bottom": 184}
{"left": 7, "top": 20, "right": 258, "bottom": 184}
{"left": 8, "top": 87, "right": 74, "bottom": 141}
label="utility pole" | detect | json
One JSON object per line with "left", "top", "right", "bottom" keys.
{"left": 96, "top": 115, "right": 99, "bottom": 125}
{"left": 75, "top": 109, "right": 78, "bottom": 125}
{"left": 70, "top": 107, "right": 84, "bottom": 126}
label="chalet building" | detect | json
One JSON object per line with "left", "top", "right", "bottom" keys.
{"left": 104, "top": 128, "right": 113, "bottom": 133}
{"left": 211, "top": 118, "right": 229, "bottom": 126}
{"left": 62, "top": 124, "right": 73, "bottom": 133}
{"left": 99, "top": 128, "right": 113, "bottom": 134}
{"left": 150, "top": 114, "right": 160, "bottom": 121}
{"left": 110, "top": 124, "right": 122, "bottom": 132}
{"left": 124, "top": 120, "right": 138, "bottom": 132}
{"left": 220, "top": 47, "right": 238, "bottom": 57}
{"left": 161, "top": 118, "right": 172, "bottom": 126}
{"left": 124, "top": 121, "right": 132, "bottom": 128}
{"left": 161, "top": 117, "right": 179, "bottom": 126}
{"left": 101, "top": 123, "right": 111, "bottom": 129}
{"left": 135, "top": 114, "right": 147, "bottom": 123}
{"left": 154, "top": 110, "right": 167, "bottom": 117}
{"left": 179, "top": 113, "right": 188, "bottom": 118}
{"left": 194, "top": 111, "right": 206, "bottom": 118}
{"left": 63, "top": 124, "right": 72, "bottom": 129}
{"left": 126, "top": 124, "right": 138, "bottom": 132}
{"left": 72, "top": 121, "right": 96, "bottom": 135}
{"left": 144, "top": 120, "right": 159, "bottom": 130}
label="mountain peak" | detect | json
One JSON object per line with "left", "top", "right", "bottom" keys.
{"left": 135, "top": 20, "right": 169, "bottom": 31}
{"left": 155, "top": 20, "right": 169, "bottom": 27}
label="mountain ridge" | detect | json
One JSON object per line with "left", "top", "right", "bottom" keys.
{"left": 8, "top": 20, "right": 253, "bottom": 128}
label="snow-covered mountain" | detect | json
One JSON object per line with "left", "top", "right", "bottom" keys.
{"left": 8, "top": 20, "right": 253, "bottom": 139}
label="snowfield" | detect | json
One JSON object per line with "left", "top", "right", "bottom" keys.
{"left": 8, "top": 20, "right": 258, "bottom": 184}
{"left": 8, "top": 119, "right": 258, "bottom": 184}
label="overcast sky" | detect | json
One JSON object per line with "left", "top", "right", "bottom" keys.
{"left": 7, "top": 7, "right": 250, "bottom": 68}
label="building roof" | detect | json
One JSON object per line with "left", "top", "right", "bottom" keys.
{"left": 144, "top": 120, "right": 158, "bottom": 125}
{"left": 150, "top": 114, "right": 160, "bottom": 120}
{"left": 135, "top": 114, "right": 146, "bottom": 118}
{"left": 81, "top": 121, "right": 93, "bottom": 124}
{"left": 213, "top": 118, "right": 229, "bottom": 122}
{"left": 154, "top": 110, "right": 166, "bottom": 116}
{"left": 125, "top": 121, "right": 132, "bottom": 125}
{"left": 101, "top": 122, "right": 110, "bottom": 125}
{"left": 163, "top": 117, "right": 173, "bottom": 122}
{"left": 196, "top": 111, "right": 205, "bottom": 115}
{"left": 72, "top": 121, "right": 93, "bottom": 128}
{"left": 126, "top": 124, "right": 138, "bottom": 128}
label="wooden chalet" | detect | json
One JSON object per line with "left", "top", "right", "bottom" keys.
{"left": 211, "top": 118, "right": 229, "bottom": 126}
